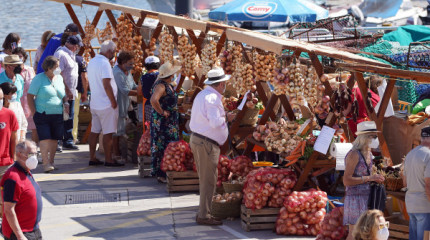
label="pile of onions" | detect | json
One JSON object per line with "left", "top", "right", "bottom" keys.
{"left": 254, "top": 51, "right": 276, "bottom": 82}
{"left": 235, "top": 63, "right": 255, "bottom": 96}
{"left": 230, "top": 156, "right": 254, "bottom": 177}
{"left": 159, "top": 28, "right": 174, "bottom": 64}
{"left": 115, "top": 14, "right": 144, "bottom": 74}
{"left": 219, "top": 47, "right": 233, "bottom": 74}
{"left": 184, "top": 149, "right": 196, "bottom": 172}
{"left": 243, "top": 168, "right": 296, "bottom": 209}
{"left": 267, "top": 174, "right": 296, "bottom": 207}
{"left": 178, "top": 34, "right": 197, "bottom": 78}
{"left": 137, "top": 129, "right": 151, "bottom": 156}
{"left": 97, "top": 22, "right": 113, "bottom": 44}
{"left": 276, "top": 189, "right": 328, "bottom": 236}
{"left": 145, "top": 38, "right": 157, "bottom": 56}
{"left": 263, "top": 119, "right": 303, "bottom": 153}
{"left": 213, "top": 191, "right": 243, "bottom": 203}
{"left": 161, "top": 140, "right": 192, "bottom": 172}
{"left": 217, "top": 155, "right": 231, "bottom": 187}
{"left": 82, "top": 19, "right": 96, "bottom": 63}
{"left": 316, "top": 207, "right": 348, "bottom": 240}
{"left": 201, "top": 40, "right": 218, "bottom": 76}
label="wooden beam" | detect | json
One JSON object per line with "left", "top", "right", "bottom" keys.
{"left": 216, "top": 31, "right": 227, "bottom": 56}
{"left": 64, "top": 3, "right": 85, "bottom": 35}
{"left": 105, "top": 9, "right": 118, "bottom": 30}
{"left": 258, "top": 94, "right": 278, "bottom": 125}
{"left": 279, "top": 94, "right": 295, "bottom": 120}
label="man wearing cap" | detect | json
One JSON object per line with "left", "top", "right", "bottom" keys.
{"left": 140, "top": 56, "right": 160, "bottom": 122}
{"left": 54, "top": 35, "right": 81, "bottom": 150}
{"left": 36, "top": 23, "right": 80, "bottom": 74}
{"left": 0, "top": 55, "right": 24, "bottom": 104}
{"left": 403, "top": 127, "right": 430, "bottom": 240}
{"left": 189, "top": 67, "right": 235, "bottom": 225}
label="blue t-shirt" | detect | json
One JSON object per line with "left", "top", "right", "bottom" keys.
{"left": 28, "top": 73, "right": 65, "bottom": 115}
{"left": 141, "top": 71, "right": 159, "bottom": 105}
{"left": 36, "top": 33, "right": 63, "bottom": 74}
{"left": 0, "top": 71, "right": 24, "bottom": 103}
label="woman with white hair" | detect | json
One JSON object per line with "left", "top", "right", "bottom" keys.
{"left": 343, "top": 121, "right": 385, "bottom": 240}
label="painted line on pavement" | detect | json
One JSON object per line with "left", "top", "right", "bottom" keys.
{"left": 36, "top": 166, "right": 94, "bottom": 181}
{"left": 219, "top": 225, "right": 258, "bottom": 240}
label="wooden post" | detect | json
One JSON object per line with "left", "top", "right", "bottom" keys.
{"left": 105, "top": 9, "right": 118, "bottom": 30}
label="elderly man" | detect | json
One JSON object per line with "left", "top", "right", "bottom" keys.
{"left": 189, "top": 67, "right": 235, "bottom": 225}
{"left": 36, "top": 23, "right": 79, "bottom": 74}
{"left": 404, "top": 126, "right": 430, "bottom": 240}
{"left": 54, "top": 35, "right": 81, "bottom": 150}
{"left": 87, "top": 40, "right": 122, "bottom": 167}
{"left": 0, "top": 55, "right": 24, "bottom": 104}
{"left": 1, "top": 140, "right": 43, "bottom": 240}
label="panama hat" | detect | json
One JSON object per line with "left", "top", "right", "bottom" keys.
{"left": 203, "top": 67, "right": 230, "bottom": 85}
{"left": 355, "top": 121, "right": 381, "bottom": 135}
{"left": 3, "top": 55, "right": 23, "bottom": 65}
{"left": 158, "top": 60, "right": 181, "bottom": 79}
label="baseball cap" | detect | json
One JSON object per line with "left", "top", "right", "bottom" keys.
{"left": 66, "top": 35, "right": 83, "bottom": 47}
{"left": 421, "top": 126, "right": 430, "bottom": 137}
{"left": 64, "top": 23, "right": 79, "bottom": 33}
{"left": 145, "top": 56, "right": 160, "bottom": 64}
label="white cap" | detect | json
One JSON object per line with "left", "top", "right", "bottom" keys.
{"left": 145, "top": 56, "right": 160, "bottom": 64}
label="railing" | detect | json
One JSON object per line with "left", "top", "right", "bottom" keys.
{"left": 24, "top": 46, "right": 101, "bottom": 68}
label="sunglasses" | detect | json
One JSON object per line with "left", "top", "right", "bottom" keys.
{"left": 379, "top": 221, "right": 389, "bottom": 230}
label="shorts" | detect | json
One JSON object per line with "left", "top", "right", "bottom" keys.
{"left": 114, "top": 117, "right": 127, "bottom": 137}
{"left": 33, "top": 112, "right": 64, "bottom": 141}
{"left": 91, "top": 107, "right": 118, "bottom": 135}
{"left": 5, "top": 228, "right": 42, "bottom": 240}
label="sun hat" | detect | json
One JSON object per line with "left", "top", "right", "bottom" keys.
{"left": 158, "top": 60, "right": 181, "bottom": 79}
{"left": 145, "top": 56, "right": 160, "bottom": 64}
{"left": 203, "top": 67, "right": 230, "bottom": 85}
{"left": 355, "top": 121, "right": 380, "bottom": 135}
{"left": 3, "top": 55, "right": 23, "bottom": 65}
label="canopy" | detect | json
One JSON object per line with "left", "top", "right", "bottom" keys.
{"left": 209, "top": 0, "right": 329, "bottom": 23}
{"left": 358, "top": 0, "right": 403, "bottom": 19}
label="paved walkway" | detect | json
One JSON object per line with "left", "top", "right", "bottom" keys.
{"left": 2, "top": 145, "right": 314, "bottom": 240}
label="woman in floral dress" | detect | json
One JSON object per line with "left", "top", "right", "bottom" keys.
{"left": 150, "top": 62, "right": 181, "bottom": 183}
{"left": 343, "top": 121, "right": 385, "bottom": 240}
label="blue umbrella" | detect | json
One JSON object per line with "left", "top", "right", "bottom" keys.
{"left": 209, "top": 0, "right": 328, "bottom": 23}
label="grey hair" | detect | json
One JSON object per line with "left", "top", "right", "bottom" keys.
{"left": 100, "top": 40, "right": 116, "bottom": 54}
{"left": 352, "top": 134, "right": 371, "bottom": 152}
{"left": 16, "top": 140, "right": 37, "bottom": 153}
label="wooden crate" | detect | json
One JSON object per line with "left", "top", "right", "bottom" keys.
{"left": 138, "top": 156, "right": 151, "bottom": 178}
{"left": 240, "top": 204, "right": 280, "bottom": 232}
{"left": 166, "top": 171, "right": 199, "bottom": 193}
{"left": 388, "top": 217, "right": 409, "bottom": 240}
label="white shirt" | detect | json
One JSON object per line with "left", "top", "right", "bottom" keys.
{"left": 87, "top": 54, "right": 117, "bottom": 110}
{"left": 54, "top": 46, "right": 79, "bottom": 99}
{"left": 0, "top": 52, "right": 8, "bottom": 73}
{"left": 190, "top": 86, "right": 228, "bottom": 145}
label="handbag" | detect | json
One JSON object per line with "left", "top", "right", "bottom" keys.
{"left": 360, "top": 151, "right": 387, "bottom": 211}
{"left": 52, "top": 76, "right": 69, "bottom": 121}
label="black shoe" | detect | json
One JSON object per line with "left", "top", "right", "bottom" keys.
{"left": 56, "top": 146, "right": 62, "bottom": 153}
{"left": 105, "top": 162, "right": 125, "bottom": 167}
{"left": 63, "top": 144, "right": 79, "bottom": 150}
{"left": 89, "top": 160, "right": 104, "bottom": 166}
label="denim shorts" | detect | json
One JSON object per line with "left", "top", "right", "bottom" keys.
{"left": 33, "top": 111, "right": 64, "bottom": 141}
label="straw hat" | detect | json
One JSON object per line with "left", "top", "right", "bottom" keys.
{"left": 3, "top": 55, "right": 23, "bottom": 65}
{"left": 355, "top": 121, "right": 380, "bottom": 135}
{"left": 203, "top": 67, "right": 230, "bottom": 85}
{"left": 158, "top": 61, "right": 181, "bottom": 79}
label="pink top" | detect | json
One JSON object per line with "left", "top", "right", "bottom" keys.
{"left": 20, "top": 65, "right": 35, "bottom": 119}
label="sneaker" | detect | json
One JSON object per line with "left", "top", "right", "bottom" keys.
{"left": 63, "top": 144, "right": 79, "bottom": 150}
{"left": 56, "top": 146, "right": 62, "bottom": 153}
{"left": 43, "top": 164, "right": 55, "bottom": 173}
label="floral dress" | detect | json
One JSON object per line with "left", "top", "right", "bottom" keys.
{"left": 343, "top": 150, "right": 372, "bottom": 225}
{"left": 150, "top": 80, "right": 179, "bottom": 178}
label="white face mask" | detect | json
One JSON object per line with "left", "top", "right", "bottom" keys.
{"left": 0, "top": 99, "right": 3, "bottom": 110}
{"left": 369, "top": 138, "right": 380, "bottom": 149}
{"left": 376, "top": 226, "right": 389, "bottom": 240}
{"left": 11, "top": 93, "right": 17, "bottom": 102}
{"left": 25, "top": 155, "right": 38, "bottom": 170}
{"left": 53, "top": 67, "right": 61, "bottom": 76}
{"left": 17, "top": 42, "right": 22, "bottom": 48}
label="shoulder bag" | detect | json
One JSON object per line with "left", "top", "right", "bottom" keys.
{"left": 360, "top": 151, "right": 386, "bottom": 211}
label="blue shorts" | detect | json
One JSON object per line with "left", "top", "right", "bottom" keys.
{"left": 33, "top": 112, "right": 64, "bottom": 141}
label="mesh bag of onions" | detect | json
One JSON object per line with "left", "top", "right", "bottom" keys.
{"left": 137, "top": 122, "right": 151, "bottom": 156}
{"left": 161, "top": 140, "right": 194, "bottom": 172}
{"left": 316, "top": 207, "right": 348, "bottom": 240}
{"left": 276, "top": 189, "right": 328, "bottom": 236}
{"left": 230, "top": 156, "right": 254, "bottom": 177}
{"left": 243, "top": 168, "right": 297, "bottom": 210}
{"left": 217, "top": 155, "right": 231, "bottom": 187}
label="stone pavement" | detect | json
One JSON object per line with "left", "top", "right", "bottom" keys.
{"left": 1, "top": 145, "right": 315, "bottom": 240}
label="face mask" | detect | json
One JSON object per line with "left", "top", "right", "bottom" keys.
{"left": 53, "top": 67, "right": 61, "bottom": 76}
{"left": 125, "top": 66, "right": 133, "bottom": 71}
{"left": 25, "top": 155, "right": 38, "bottom": 170}
{"left": 369, "top": 138, "right": 379, "bottom": 149}
{"left": 376, "top": 227, "right": 389, "bottom": 240}
{"left": 17, "top": 42, "right": 22, "bottom": 48}
{"left": 0, "top": 100, "right": 3, "bottom": 110}
{"left": 13, "top": 65, "right": 22, "bottom": 74}
{"left": 10, "top": 93, "right": 17, "bottom": 102}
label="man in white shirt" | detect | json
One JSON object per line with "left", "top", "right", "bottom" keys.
{"left": 189, "top": 67, "right": 235, "bottom": 226}
{"left": 86, "top": 40, "right": 123, "bottom": 167}
{"left": 54, "top": 35, "right": 80, "bottom": 150}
